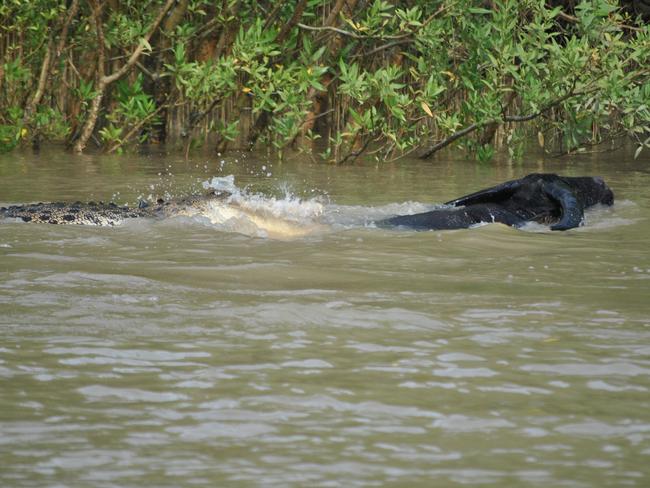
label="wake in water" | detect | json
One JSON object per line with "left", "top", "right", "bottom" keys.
{"left": 0, "top": 173, "right": 428, "bottom": 239}
{"left": 194, "top": 175, "right": 632, "bottom": 237}
{"left": 193, "top": 175, "right": 327, "bottom": 239}
{"left": 191, "top": 175, "right": 441, "bottom": 239}
{"left": 1, "top": 174, "right": 632, "bottom": 238}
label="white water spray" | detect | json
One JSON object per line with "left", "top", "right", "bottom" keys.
{"left": 196, "top": 176, "right": 327, "bottom": 239}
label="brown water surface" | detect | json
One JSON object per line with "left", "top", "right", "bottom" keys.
{"left": 1, "top": 147, "right": 649, "bottom": 487}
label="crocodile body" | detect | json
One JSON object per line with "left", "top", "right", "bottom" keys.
{"left": 1, "top": 190, "right": 231, "bottom": 226}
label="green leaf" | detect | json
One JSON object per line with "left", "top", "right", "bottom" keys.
{"left": 634, "top": 145, "right": 644, "bottom": 160}
{"left": 468, "top": 7, "right": 492, "bottom": 15}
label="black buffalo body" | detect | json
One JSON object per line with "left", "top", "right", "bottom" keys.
{"left": 378, "top": 173, "right": 614, "bottom": 231}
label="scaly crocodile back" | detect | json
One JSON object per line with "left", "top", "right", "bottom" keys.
{"left": 1, "top": 190, "right": 232, "bottom": 226}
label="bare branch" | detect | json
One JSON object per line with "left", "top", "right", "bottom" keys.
{"left": 103, "top": 0, "right": 176, "bottom": 85}
{"left": 556, "top": 8, "right": 642, "bottom": 32}
{"left": 56, "top": 0, "right": 80, "bottom": 57}
{"left": 277, "top": 0, "right": 308, "bottom": 43}
{"left": 297, "top": 22, "right": 365, "bottom": 39}
{"left": 73, "top": 1, "right": 107, "bottom": 154}
{"left": 419, "top": 122, "right": 481, "bottom": 159}
{"left": 419, "top": 87, "right": 598, "bottom": 159}
{"left": 73, "top": 0, "right": 176, "bottom": 153}
{"left": 22, "top": 0, "right": 80, "bottom": 134}
{"left": 107, "top": 101, "right": 168, "bottom": 154}
{"left": 336, "top": 135, "right": 372, "bottom": 165}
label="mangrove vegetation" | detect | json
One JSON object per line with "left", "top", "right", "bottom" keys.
{"left": 1, "top": 0, "right": 649, "bottom": 162}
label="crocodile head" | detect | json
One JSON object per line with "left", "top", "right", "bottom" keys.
{"left": 153, "top": 189, "right": 233, "bottom": 217}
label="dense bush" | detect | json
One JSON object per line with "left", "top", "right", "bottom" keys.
{"left": 1, "top": 0, "right": 648, "bottom": 162}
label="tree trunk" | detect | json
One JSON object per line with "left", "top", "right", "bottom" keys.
{"left": 22, "top": 33, "right": 55, "bottom": 133}
{"left": 22, "top": 0, "right": 79, "bottom": 146}
{"left": 73, "top": 0, "right": 176, "bottom": 153}
{"left": 148, "top": 0, "right": 189, "bottom": 143}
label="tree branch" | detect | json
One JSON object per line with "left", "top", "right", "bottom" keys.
{"left": 103, "top": 0, "right": 176, "bottom": 85}
{"left": 419, "top": 87, "right": 597, "bottom": 159}
{"left": 556, "top": 8, "right": 642, "bottom": 32}
{"left": 336, "top": 135, "right": 372, "bottom": 165}
{"left": 107, "top": 100, "right": 168, "bottom": 154}
{"left": 419, "top": 122, "right": 482, "bottom": 158}
{"left": 299, "top": 2, "right": 448, "bottom": 43}
{"left": 72, "top": 1, "right": 106, "bottom": 154}
{"left": 22, "top": 0, "right": 79, "bottom": 138}
{"left": 324, "top": 0, "right": 349, "bottom": 28}
{"left": 181, "top": 96, "right": 224, "bottom": 158}
{"left": 277, "top": 0, "right": 308, "bottom": 43}
{"left": 297, "top": 22, "right": 366, "bottom": 39}
{"left": 73, "top": 0, "right": 176, "bottom": 153}
{"left": 23, "top": 32, "right": 55, "bottom": 129}
{"left": 56, "top": 0, "right": 80, "bottom": 57}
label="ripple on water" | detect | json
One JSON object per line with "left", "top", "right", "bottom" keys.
{"left": 554, "top": 420, "right": 650, "bottom": 439}
{"left": 250, "top": 394, "right": 442, "bottom": 419}
{"left": 281, "top": 359, "right": 334, "bottom": 369}
{"left": 431, "top": 414, "right": 516, "bottom": 433}
{"left": 166, "top": 422, "right": 277, "bottom": 440}
{"left": 209, "top": 301, "right": 450, "bottom": 331}
{"left": 586, "top": 380, "right": 648, "bottom": 392}
{"left": 520, "top": 362, "right": 650, "bottom": 376}
{"left": 432, "top": 366, "right": 499, "bottom": 378}
{"left": 45, "top": 346, "right": 210, "bottom": 361}
{"left": 476, "top": 384, "right": 552, "bottom": 396}
{"left": 77, "top": 385, "right": 189, "bottom": 403}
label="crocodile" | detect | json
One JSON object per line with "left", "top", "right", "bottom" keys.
{"left": 0, "top": 190, "right": 232, "bottom": 226}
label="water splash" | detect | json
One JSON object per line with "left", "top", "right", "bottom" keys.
{"left": 194, "top": 176, "right": 449, "bottom": 239}
{"left": 196, "top": 176, "right": 327, "bottom": 239}
{"left": 202, "top": 175, "right": 239, "bottom": 195}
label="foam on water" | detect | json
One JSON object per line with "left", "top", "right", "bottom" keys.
{"left": 175, "top": 175, "right": 635, "bottom": 238}
{"left": 196, "top": 176, "right": 451, "bottom": 238}
{"left": 198, "top": 176, "right": 327, "bottom": 239}
{"left": 2, "top": 175, "right": 628, "bottom": 238}
{"left": 517, "top": 200, "right": 638, "bottom": 233}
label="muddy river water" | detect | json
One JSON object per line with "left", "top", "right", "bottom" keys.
{"left": 1, "top": 147, "right": 649, "bottom": 487}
